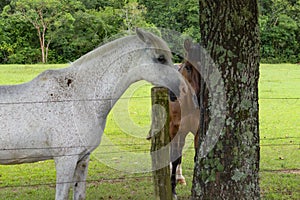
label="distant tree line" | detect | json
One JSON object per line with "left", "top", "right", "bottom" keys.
{"left": 0, "top": 0, "right": 299, "bottom": 64}
{"left": 260, "top": 0, "right": 300, "bottom": 63}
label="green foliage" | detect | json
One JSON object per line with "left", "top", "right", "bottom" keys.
{"left": 49, "top": 8, "right": 121, "bottom": 63}
{"left": 259, "top": 0, "right": 300, "bottom": 63}
{"left": 0, "top": 6, "right": 39, "bottom": 64}
{"left": 0, "top": 0, "right": 151, "bottom": 64}
{"left": 0, "top": 0, "right": 10, "bottom": 13}
{"left": 1, "top": 0, "right": 300, "bottom": 63}
{"left": 138, "top": 0, "right": 200, "bottom": 41}
{"left": 0, "top": 0, "right": 134, "bottom": 63}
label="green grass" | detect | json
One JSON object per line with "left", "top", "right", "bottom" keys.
{"left": 0, "top": 64, "right": 67, "bottom": 85}
{"left": 259, "top": 64, "right": 300, "bottom": 173}
{"left": 259, "top": 64, "right": 300, "bottom": 200}
{"left": 0, "top": 64, "right": 299, "bottom": 199}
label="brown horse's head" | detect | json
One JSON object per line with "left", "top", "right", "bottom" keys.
{"left": 168, "top": 39, "right": 201, "bottom": 104}
{"left": 183, "top": 39, "right": 201, "bottom": 66}
{"left": 178, "top": 61, "right": 200, "bottom": 97}
{"left": 177, "top": 39, "right": 202, "bottom": 100}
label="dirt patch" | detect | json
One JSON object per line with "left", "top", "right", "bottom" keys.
{"left": 263, "top": 169, "right": 300, "bottom": 175}
{"left": 278, "top": 169, "right": 300, "bottom": 175}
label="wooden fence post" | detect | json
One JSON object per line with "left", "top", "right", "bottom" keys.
{"left": 150, "top": 87, "right": 172, "bottom": 200}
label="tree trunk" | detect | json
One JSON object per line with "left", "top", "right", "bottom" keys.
{"left": 37, "top": 26, "right": 45, "bottom": 64}
{"left": 192, "top": 0, "right": 260, "bottom": 199}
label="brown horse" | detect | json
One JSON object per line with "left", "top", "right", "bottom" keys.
{"left": 147, "top": 39, "right": 201, "bottom": 196}
{"left": 169, "top": 39, "right": 201, "bottom": 196}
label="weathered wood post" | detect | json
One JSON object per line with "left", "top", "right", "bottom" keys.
{"left": 150, "top": 87, "right": 172, "bottom": 200}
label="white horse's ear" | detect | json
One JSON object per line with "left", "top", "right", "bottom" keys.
{"left": 136, "top": 28, "right": 151, "bottom": 44}
{"left": 184, "top": 39, "right": 192, "bottom": 52}
{"left": 136, "top": 28, "right": 146, "bottom": 42}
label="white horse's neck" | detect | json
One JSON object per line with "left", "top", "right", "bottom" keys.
{"left": 68, "top": 35, "right": 146, "bottom": 118}
{"left": 70, "top": 36, "right": 132, "bottom": 75}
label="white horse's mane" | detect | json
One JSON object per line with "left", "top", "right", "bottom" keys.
{"left": 71, "top": 30, "right": 172, "bottom": 70}
{"left": 71, "top": 35, "right": 137, "bottom": 69}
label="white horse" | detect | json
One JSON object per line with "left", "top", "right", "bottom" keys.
{"left": 0, "top": 29, "right": 192, "bottom": 200}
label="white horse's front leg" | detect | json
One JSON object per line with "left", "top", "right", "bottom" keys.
{"left": 54, "top": 156, "right": 78, "bottom": 200}
{"left": 73, "top": 153, "right": 90, "bottom": 200}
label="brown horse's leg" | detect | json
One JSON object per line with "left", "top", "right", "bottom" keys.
{"left": 170, "top": 132, "right": 187, "bottom": 196}
{"left": 171, "top": 156, "right": 181, "bottom": 195}
{"left": 170, "top": 132, "right": 180, "bottom": 196}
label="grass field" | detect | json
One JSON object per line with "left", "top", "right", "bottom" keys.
{"left": 0, "top": 64, "right": 299, "bottom": 199}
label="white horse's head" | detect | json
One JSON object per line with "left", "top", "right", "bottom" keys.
{"left": 134, "top": 28, "right": 189, "bottom": 100}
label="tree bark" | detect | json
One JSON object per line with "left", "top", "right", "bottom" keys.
{"left": 192, "top": 0, "right": 260, "bottom": 199}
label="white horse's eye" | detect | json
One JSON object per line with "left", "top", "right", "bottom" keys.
{"left": 157, "top": 55, "right": 166, "bottom": 64}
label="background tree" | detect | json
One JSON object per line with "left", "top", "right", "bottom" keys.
{"left": 259, "top": 0, "right": 300, "bottom": 63}
{"left": 79, "top": 0, "right": 125, "bottom": 10}
{"left": 50, "top": 7, "right": 121, "bottom": 63}
{"left": 122, "top": 0, "right": 149, "bottom": 31}
{"left": 138, "top": 0, "right": 200, "bottom": 40}
{"left": 1, "top": 6, "right": 38, "bottom": 63}
{"left": 192, "top": 0, "right": 260, "bottom": 199}
{"left": 0, "top": 0, "right": 10, "bottom": 13}
{"left": 0, "top": 0, "right": 148, "bottom": 64}
{"left": 5, "top": 0, "right": 84, "bottom": 63}
{"left": 1, "top": 0, "right": 299, "bottom": 64}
